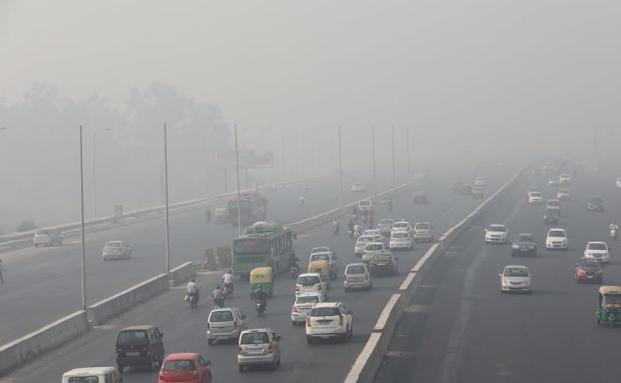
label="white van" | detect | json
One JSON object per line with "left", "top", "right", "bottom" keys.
{"left": 62, "top": 367, "right": 121, "bottom": 383}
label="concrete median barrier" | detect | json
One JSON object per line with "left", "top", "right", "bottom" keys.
{"left": 168, "top": 262, "right": 195, "bottom": 286}
{"left": 87, "top": 273, "right": 169, "bottom": 326}
{"left": 0, "top": 310, "right": 89, "bottom": 376}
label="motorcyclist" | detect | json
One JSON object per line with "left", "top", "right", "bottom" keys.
{"left": 332, "top": 220, "right": 340, "bottom": 234}
{"left": 222, "top": 270, "right": 234, "bottom": 294}
{"left": 288, "top": 253, "right": 300, "bottom": 274}
{"left": 253, "top": 284, "right": 268, "bottom": 310}
{"left": 186, "top": 278, "right": 200, "bottom": 304}
{"left": 353, "top": 224, "right": 361, "bottom": 238}
{"left": 299, "top": 195, "right": 305, "bottom": 206}
{"left": 205, "top": 208, "right": 212, "bottom": 222}
{"left": 387, "top": 199, "right": 393, "bottom": 211}
{"left": 610, "top": 221, "right": 619, "bottom": 239}
{"left": 212, "top": 284, "right": 224, "bottom": 308}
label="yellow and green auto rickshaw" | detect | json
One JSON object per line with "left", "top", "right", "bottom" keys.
{"left": 596, "top": 286, "right": 621, "bottom": 327}
{"left": 249, "top": 266, "right": 273, "bottom": 298}
{"left": 308, "top": 260, "right": 331, "bottom": 288}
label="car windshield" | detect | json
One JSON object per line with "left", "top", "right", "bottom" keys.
{"left": 310, "top": 253, "right": 330, "bottom": 262}
{"left": 548, "top": 230, "right": 566, "bottom": 237}
{"left": 588, "top": 243, "right": 607, "bottom": 251}
{"left": 504, "top": 267, "right": 529, "bottom": 277}
{"left": 311, "top": 247, "right": 329, "bottom": 253}
{"left": 117, "top": 330, "right": 148, "bottom": 346}
{"left": 106, "top": 241, "right": 122, "bottom": 248}
{"left": 296, "top": 295, "right": 319, "bottom": 304}
{"left": 311, "top": 307, "right": 340, "bottom": 317}
{"left": 415, "top": 223, "right": 430, "bottom": 230}
{"left": 240, "top": 332, "right": 270, "bottom": 344}
{"left": 602, "top": 295, "right": 621, "bottom": 305}
{"left": 579, "top": 259, "right": 600, "bottom": 268}
{"left": 68, "top": 378, "right": 98, "bottom": 383}
{"left": 346, "top": 265, "right": 366, "bottom": 274}
{"left": 516, "top": 234, "right": 533, "bottom": 242}
{"left": 163, "top": 359, "right": 195, "bottom": 371}
{"left": 357, "top": 236, "right": 372, "bottom": 243}
{"left": 392, "top": 232, "right": 409, "bottom": 239}
{"left": 297, "top": 276, "right": 320, "bottom": 286}
{"left": 365, "top": 244, "right": 383, "bottom": 251}
{"left": 394, "top": 223, "right": 408, "bottom": 228}
{"left": 530, "top": 192, "right": 542, "bottom": 197}
{"left": 209, "top": 310, "right": 234, "bottom": 322}
{"left": 488, "top": 226, "right": 506, "bottom": 232}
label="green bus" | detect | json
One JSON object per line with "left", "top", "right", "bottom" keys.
{"left": 232, "top": 221, "right": 295, "bottom": 276}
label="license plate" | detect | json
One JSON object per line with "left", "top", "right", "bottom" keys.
{"left": 126, "top": 352, "right": 140, "bottom": 356}
{"left": 587, "top": 275, "right": 593, "bottom": 279}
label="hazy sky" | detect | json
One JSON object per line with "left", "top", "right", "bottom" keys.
{"left": 2, "top": 0, "right": 620, "bottom": 148}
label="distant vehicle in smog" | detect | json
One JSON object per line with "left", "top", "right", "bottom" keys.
{"left": 511, "top": 233, "right": 537, "bottom": 257}
{"left": 616, "top": 177, "right": 621, "bottom": 189}
{"left": 545, "top": 228, "right": 568, "bottom": 250}
{"left": 351, "top": 183, "right": 367, "bottom": 192}
{"left": 484, "top": 224, "right": 509, "bottom": 244}
{"left": 584, "top": 241, "right": 610, "bottom": 263}
{"left": 543, "top": 208, "right": 560, "bottom": 224}
{"left": 545, "top": 199, "right": 561, "bottom": 213}
{"left": 559, "top": 173, "right": 571, "bottom": 184}
{"left": 528, "top": 191, "right": 544, "bottom": 204}
{"left": 575, "top": 257, "right": 604, "bottom": 283}
{"left": 116, "top": 325, "right": 165, "bottom": 373}
{"left": 472, "top": 187, "right": 484, "bottom": 198}
{"left": 237, "top": 329, "right": 281, "bottom": 371}
{"left": 389, "top": 231, "right": 413, "bottom": 250}
{"left": 391, "top": 221, "right": 412, "bottom": 234}
{"left": 458, "top": 184, "right": 473, "bottom": 196}
{"left": 413, "top": 221, "right": 434, "bottom": 242}
{"left": 376, "top": 219, "right": 394, "bottom": 236}
{"left": 355, "top": 235, "right": 380, "bottom": 256}
{"left": 343, "top": 263, "right": 372, "bottom": 291}
{"left": 62, "top": 367, "right": 120, "bottom": 383}
{"left": 548, "top": 178, "right": 561, "bottom": 187}
{"left": 557, "top": 188, "right": 570, "bottom": 200}
{"left": 102, "top": 240, "right": 132, "bottom": 260}
{"left": 474, "top": 176, "right": 486, "bottom": 187}
{"left": 214, "top": 207, "right": 228, "bottom": 223}
{"left": 452, "top": 181, "right": 465, "bottom": 193}
{"left": 413, "top": 191, "right": 429, "bottom": 204}
{"left": 33, "top": 229, "right": 63, "bottom": 247}
{"left": 587, "top": 196, "right": 605, "bottom": 212}
{"left": 158, "top": 353, "right": 212, "bottom": 383}
{"left": 499, "top": 265, "right": 533, "bottom": 293}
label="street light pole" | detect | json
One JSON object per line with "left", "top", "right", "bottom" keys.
{"left": 406, "top": 126, "right": 411, "bottom": 179}
{"left": 391, "top": 125, "right": 396, "bottom": 187}
{"left": 92, "top": 128, "right": 111, "bottom": 218}
{"left": 79, "top": 126, "right": 87, "bottom": 310}
{"left": 337, "top": 126, "right": 343, "bottom": 210}
{"left": 234, "top": 124, "right": 242, "bottom": 236}
{"left": 163, "top": 123, "right": 171, "bottom": 273}
{"left": 372, "top": 127, "right": 377, "bottom": 198}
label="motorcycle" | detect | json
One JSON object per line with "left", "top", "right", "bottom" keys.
{"left": 223, "top": 283, "right": 234, "bottom": 297}
{"left": 611, "top": 228, "right": 618, "bottom": 241}
{"left": 256, "top": 299, "right": 266, "bottom": 316}
{"left": 212, "top": 294, "right": 224, "bottom": 309}
{"left": 188, "top": 293, "right": 199, "bottom": 308}
{"left": 289, "top": 264, "right": 300, "bottom": 278}
{"left": 332, "top": 222, "right": 340, "bottom": 235}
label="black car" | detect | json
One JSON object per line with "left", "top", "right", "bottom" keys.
{"left": 543, "top": 208, "right": 560, "bottom": 224}
{"left": 511, "top": 233, "right": 537, "bottom": 257}
{"left": 116, "top": 325, "right": 165, "bottom": 372}
{"left": 587, "top": 197, "right": 604, "bottom": 212}
{"left": 413, "top": 192, "right": 428, "bottom": 204}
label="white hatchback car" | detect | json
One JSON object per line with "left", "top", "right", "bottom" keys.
{"left": 413, "top": 222, "right": 434, "bottom": 242}
{"left": 291, "top": 292, "right": 324, "bottom": 325}
{"left": 546, "top": 228, "right": 568, "bottom": 250}
{"left": 344, "top": 263, "right": 372, "bottom": 291}
{"left": 527, "top": 191, "right": 544, "bottom": 204}
{"left": 237, "top": 329, "right": 281, "bottom": 371}
{"left": 354, "top": 235, "right": 377, "bottom": 256}
{"left": 389, "top": 231, "right": 413, "bottom": 250}
{"left": 305, "top": 302, "right": 353, "bottom": 344}
{"left": 499, "top": 265, "right": 533, "bottom": 293}
{"left": 362, "top": 242, "right": 387, "bottom": 262}
{"left": 391, "top": 221, "right": 411, "bottom": 233}
{"left": 584, "top": 241, "right": 610, "bottom": 263}
{"left": 295, "top": 273, "right": 327, "bottom": 298}
{"left": 484, "top": 224, "right": 509, "bottom": 244}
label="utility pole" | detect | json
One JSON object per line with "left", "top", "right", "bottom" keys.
{"left": 79, "top": 126, "right": 87, "bottom": 310}
{"left": 406, "top": 126, "right": 411, "bottom": 179}
{"left": 338, "top": 126, "right": 343, "bottom": 210}
{"left": 234, "top": 124, "right": 242, "bottom": 236}
{"left": 163, "top": 123, "right": 171, "bottom": 273}
{"left": 372, "top": 127, "right": 377, "bottom": 198}
{"left": 391, "top": 125, "right": 396, "bottom": 187}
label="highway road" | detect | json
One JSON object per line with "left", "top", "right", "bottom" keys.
{"left": 3, "top": 166, "right": 507, "bottom": 382}
{"left": 0, "top": 174, "right": 376, "bottom": 345}
{"left": 375, "top": 167, "right": 621, "bottom": 383}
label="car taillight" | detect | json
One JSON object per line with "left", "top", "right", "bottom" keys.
{"left": 238, "top": 346, "right": 244, "bottom": 355}
{"left": 267, "top": 343, "right": 274, "bottom": 353}
{"left": 292, "top": 306, "right": 298, "bottom": 313}
{"left": 159, "top": 373, "right": 165, "bottom": 380}
{"left": 295, "top": 285, "right": 300, "bottom": 292}
{"left": 339, "top": 314, "right": 344, "bottom": 325}
{"left": 317, "top": 284, "right": 322, "bottom": 291}
{"left": 306, "top": 317, "right": 311, "bottom": 327}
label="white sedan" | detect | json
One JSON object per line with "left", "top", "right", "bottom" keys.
{"left": 389, "top": 231, "right": 413, "bottom": 250}
{"left": 499, "top": 265, "right": 533, "bottom": 293}
{"left": 484, "top": 224, "right": 509, "bottom": 244}
{"left": 291, "top": 292, "right": 324, "bottom": 325}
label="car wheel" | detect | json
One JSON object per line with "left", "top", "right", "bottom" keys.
{"left": 348, "top": 323, "right": 353, "bottom": 339}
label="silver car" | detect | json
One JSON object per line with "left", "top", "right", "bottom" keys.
{"left": 344, "top": 263, "right": 372, "bottom": 291}
{"left": 362, "top": 242, "right": 386, "bottom": 262}
{"left": 206, "top": 307, "right": 247, "bottom": 344}
{"left": 413, "top": 222, "right": 434, "bottom": 242}
{"left": 237, "top": 328, "right": 281, "bottom": 371}
{"left": 102, "top": 240, "right": 132, "bottom": 260}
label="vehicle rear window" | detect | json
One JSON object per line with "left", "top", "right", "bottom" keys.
{"left": 240, "top": 332, "right": 269, "bottom": 344}
{"left": 530, "top": 192, "right": 541, "bottom": 197}
{"left": 516, "top": 234, "right": 533, "bottom": 242}
{"left": 163, "top": 359, "right": 195, "bottom": 371}
{"left": 311, "top": 247, "right": 329, "bottom": 253}
{"left": 296, "top": 295, "right": 319, "bottom": 304}
{"left": 504, "top": 268, "right": 528, "bottom": 277}
{"left": 415, "top": 223, "right": 429, "bottom": 230}
{"left": 392, "top": 232, "right": 409, "bottom": 239}
{"left": 209, "top": 310, "right": 234, "bottom": 322}
{"left": 346, "top": 265, "right": 366, "bottom": 274}
{"left": 365, "top": 244, "right": 383, "bottom": 251}
{"left": 357, "top": 236, "right": 372, "bottom": 243}
{"left": 106, "top": 242, "right": 122, "bottom": 248}
{"left": 374, "top": 254, "right": 392, "bottom": 261}
{"left": 297, "top": 276, "right": 320, "bottom": 286}
{"left": 393, "top": 223, "right": 408, "bottom": 228}
{"left": 68, "top": 378, "right": 98, "bottom": 383}
{"left": 588, "top": 243, "right": 607, "bottom": 250}
{"left": 579, "top": 259, "right": 600, "bottom": 267}
{"left": 311, "top": 307, "right": 340, "bottom": 317}
{"left": 488, "top": 226, "right": 506, "bottom": 232}
{"left": 548, "top": 230, "right": 566, "bottom": 237}
{"left": 117, "top": 330, "right": 148, "bottom": 346}
{"left": 310, "top": 254, "right": 330, "bottom": 262}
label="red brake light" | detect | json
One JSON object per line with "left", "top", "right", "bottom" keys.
{"left": 192, "top": 370, "right": 199, "bottom": 377}
{"left": 267, "top": 343, "right": 274, "bottom": 353}
{"left": 237, "top": 346, "right": 244, "bottom": 355}
{"left": 292, "top": 306, "right": 298, "bottom": 312}
{"left": 295, "top": 285, "right": 300, "bottom": 292}
{"left": 159, "top": 373, "right": 165, "bottom": 380}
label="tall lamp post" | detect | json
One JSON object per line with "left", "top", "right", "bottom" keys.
{"left": 371, "top": 127, "right": 377, "bottom": 198}
{"left": 93, "top": 128, "right": 111, "bottom": 217}
{"left": 234, "top": 124, "right": 242, "bottom": 236}
{"left": 337, "top": 126, "right": 343, "bottom": 210}
{"left": 79, "top": 126, "right": 87, "bottom": 310}
{"left": 163, "top": 123, "right": 171, "bottom": 273}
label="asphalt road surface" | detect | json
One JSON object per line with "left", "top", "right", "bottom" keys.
{"left": 375, "top": 167, "right": 621, "bottom": 383}
{"left": 3, "top": 167, "right": 506, "bottom": 382}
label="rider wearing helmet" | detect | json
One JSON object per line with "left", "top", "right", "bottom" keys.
{"left": 253, "top": 283, "right": 268, "bottom": 309}
{"left": 186, "top": 278, "right": 200, "bottom": 302}
{"left": 212, "top": 284, "right": 224, "bottom": 307}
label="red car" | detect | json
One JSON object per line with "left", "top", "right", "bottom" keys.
{"left": 575, "top": 257, "right": 604, "bottom": 283}
{"left": 159, "top": 353, "right": 212, "bottom": 383}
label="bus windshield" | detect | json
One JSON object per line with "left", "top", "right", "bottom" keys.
{"left": 234, "top": 239, "right": 268, "bottom": 254}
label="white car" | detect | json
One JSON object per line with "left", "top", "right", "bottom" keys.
{"left": 206, "top": 307, "right": 247, "bottom": 344}
{"left": 527, "top": 191, "right": 544, "bottom": 204}
{"left": 499, "top": 265, "right": 533, "bottom": 293}
{"left": 295, "top": 273, "right": 327, "bottom": 298}
{"left": 559, "top": 173, "right": 571, "bottom": 184}
{"left": 291, "top": 292, "right": 324, "bottom": 325}
{"left": 363, "top": 229, "right": 382, "bottom": 237}
{"left": 584, "top": 241, "right": 610, "bottom": 263}
{"left": 557, "top": 188, "right": 570, "bottom": 200}
{"left": 305, "top": 302, "right": 353, "bottom": 344}
{"left": 616, "top": 177, "right": 621, "bottom": 189}
{"left": 351, "top": 183, "right": 367, "bottom": 192}
{"left": 102, "top": 240, "right": 132, "bottom": 260}
{"left": 413, "top": 222, "right": 434, "bottom": 242}
{"left": 344, "top": 263, "right": 372, "bottom": 291}
{"left": 484, "top": 224, "right": 509, "bottom": 244}
{"left": 237, "top": 329, "right": 281, "bottom": 371}
{"left": 545, "top": 199, "right": 561, "bottom": 212}
{"left": 391, "top": 221, "right": 411, "bottom": 234}
{"left": 355, "top": 235, "right": 379, "bottom": 256}
{"left": 389, "top": 231, "right": 413, "bottom": 250}
{"left": 362, "top": 242, "right": 387, "bottom": 262}
{"left": 546, "top": 228, "right": 568, "bottom": 250}
{"left": 474, "top": 176, "right": 486, "bottom": 187}
{"left": 358, "top": 199, "right": 373, "bottom": 212}
{"left": 33, "top": 229, "right": 63, "bottom": 247}
{"left": 62, "top": 367, "right": 120, "bottom": 383}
